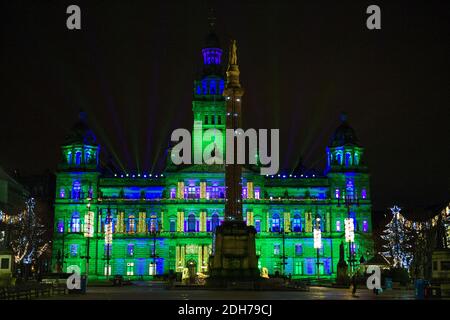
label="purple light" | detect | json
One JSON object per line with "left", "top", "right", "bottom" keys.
{"left": 363, "top": 220, "right": 368, "bottom": 232}
{"left": 202, "top": 48, "right": 222, "bottom": 65}
{"left": 361, "top": 188, "right": 367, "bottom": 199}
{"left": 335, "top": 188, "right": 340, "bottom": 199}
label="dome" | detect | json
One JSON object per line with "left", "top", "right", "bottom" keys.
{"left": 63, "top": 111, "right": 97, "bottom": 145}
{"left": 329, "top": 113, "right": 359, "bottom": 147}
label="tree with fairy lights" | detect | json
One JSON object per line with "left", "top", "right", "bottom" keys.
{"left": 381, "top": 205, "right": 414, "bottom": 270}
{"left": 10, "top": 198, "right": 49, "bottom": 277}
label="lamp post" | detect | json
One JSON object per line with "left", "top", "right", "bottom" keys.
{"left": 104, "top": 206, "right": 112, "bottom": 277}
{"left": 81, "top": 198, "right": 94, "bottom": 280}
{"left": 313, "top": 217, "right": 322, "bottom": 280}
{"left": 340, "top": 195, "right": 358, "bottom": 274}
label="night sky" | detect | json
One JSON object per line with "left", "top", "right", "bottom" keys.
{"left": 1, "top": 0, "right": 449, "bottom": 215}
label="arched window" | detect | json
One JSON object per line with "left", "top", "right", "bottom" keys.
{"left": 59, "top": 188, "right": 65, "bottom": 198}
{"left": 75, "top": 151, "right": 82, "bottom": 166}
{"left": 292, "top": 214, "right": 302, "bottom": 232}
{"left": 345, "top": 152, "right": 352, "bottom": 166}
{"left": 72, "top": 181, "right": 81, "bottom": 199}
{"left": 67, "top": 151, "right": 72, "bottom": 165}
{"left": 211, "top": 213, "right": 220, "bottom": 231}
{"left": 128, "top": 215, "right": 136, "bottom": 233}
{"left": 187, "top": 214, "right": 196, "bottom": 232}
{"left": 354, "top": 152, "right": 360, "bottom": 165}
{"left": 271, "top": 213, "right": 280, "bottom": 232}
{"left": 336, "top": 153, "right": 342, "bottom": 165}
{"left": 149, "top": 215, "right": 157, "bottom": 233}
{"left": 70, "top": 212, "right": 80, "bottom": 233}
{"left": 169, "top": 219, "right": 176, "bottom": 232}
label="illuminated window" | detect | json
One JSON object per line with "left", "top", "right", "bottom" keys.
{"left": 149, "top": 262, "right": 157, "bottom": 275}
{"left": 336, "top": 153, "right": 342, "bottom": 165}
{"left": 104, "top": 244, "right": 112, "bottom": 256}
{"left": 335, "top": 188, "right": 340, "bottom": 199}
{"left": 294, "top": 261, "right": 303, "bottom": 275}
{"left": 75, "top": 151, "right": 82, "bottom": 166}
{"left": 254, "top": 189, "right": 260, "bottom": 199}
{"left": 295, "top": 244, "right": 303, "bottom": 256}
{"left": 69, "top": 244, "right": 78, "bottom": 257}
{"left": 345, "top": 152, "right": 352, "bottom": 166}
{"left": 67, "top": 151, "right": 72, "bottom": 164}
{"left": 255, "top": 219, "right": 261, "bottom": 233}
{"left": 149, "top": 215, "right": 157, "bottom": 233}
{"left": 363, "top": 220, "right": 368, "bottom": 232}
{"left": 126, "top": 262, "right": 134, "bottom": 276}
{"left": 72, "top": 181, "right": 81, "bottom": 199}
{"left": 127, "top": 244, "right": 134, "bottom": 256}
{"left": 354, "top": 152, "right": 360, "bottom": 165}
{"left": 336, "top": 220, "right": 341, "bottom": 232}
{"left": 170, "top": 188, "right": 176, "bottom": 199}
{"left": 242, "top": 188, "right": 247, "bottom": 199}
{"left": 128, "top": 215, "right": 136, "bottom": 233}
{"left": 70, "top": 213, "right": 80, "bottom": 233}
{"left": 271, "top": 213, "right": 280, "bottom": 232}
{"left": 57, "top": 220, "right": 64, "bottom": 233}
{"left": 60, "top": 188, "right": 65, "bottom": 198}
{"left": 169, "top": 219, "right": 176, "bottom": 232}
{"left": 273, "top": 244, "right": 280, "bottom": 255}
{"left": 187, "top": 214, "right": 196, "bottom": 232}
{"left": 104, "top": 264, "right": 111, "bottom": 276}
{"left": 211, "top": 213, "right": 220, "bottom": 232}
{"left": 292, "top": 214, "right": 302, "bottom": 232}
{"left": 361, "top": 188, "right": 367, "bottom": 199}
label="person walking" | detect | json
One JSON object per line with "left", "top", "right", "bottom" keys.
{"left": 351, "top": 274, "right": 357, "bottom": 297}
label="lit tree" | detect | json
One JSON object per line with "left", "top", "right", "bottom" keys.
{"left": 381, "top": 205, "right": 414, "bottom": 269}
{"left": 10, "top": 198, "right": 49, "bottom": 266}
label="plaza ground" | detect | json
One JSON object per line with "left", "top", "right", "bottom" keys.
{"left": 39, "top": 281, "right": 418, "bottom": 300}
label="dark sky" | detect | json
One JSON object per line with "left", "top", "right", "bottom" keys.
{"left": 1, "top": 0, "right": 449, "bottom": 213}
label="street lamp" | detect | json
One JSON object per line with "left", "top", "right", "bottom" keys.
{"left": 313, "top": 217, "right": 322, "bottom": 280}
{"left": 81, "top": 199, "right": 94, "bottom": 280}
{"left": 341, "top": 195, "right": 358, "bottom": 274}
{"left": 104, "top": 206, "right": 113, "bottom": 277}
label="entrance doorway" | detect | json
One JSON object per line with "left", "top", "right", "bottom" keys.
{"left": 186, "top": 259, "right": 197, "bottom": 284}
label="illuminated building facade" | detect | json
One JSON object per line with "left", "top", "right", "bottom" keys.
{"left": 51, "top": 28, "right": 374, "bottom": 280}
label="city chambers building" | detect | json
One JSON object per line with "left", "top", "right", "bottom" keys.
{"left": 51, "top": 26, "right": 374, "bottom": 281}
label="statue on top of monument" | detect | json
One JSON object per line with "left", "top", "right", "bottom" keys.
{"left": 229, "top": 40, "right": 238, "bottom": 65}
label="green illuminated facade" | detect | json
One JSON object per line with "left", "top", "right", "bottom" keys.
{"left": 51, "top": 29, "right": 374, "bottom": 280}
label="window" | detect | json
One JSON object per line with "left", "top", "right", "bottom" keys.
{"left": 149, "top": 262, "right": 157, "bottom": 275}
{"left": 242, "top": 188, "right": 247, "bottom": 199}
{"left": 336, "top": 153, "right": 342, "bottom": 165}
{"left": 294, "top": 261, "right": 303, "bottom": 275}
{"left": 362, "top": 220, "right": 368, "bottom": 232}
{"left": 292, "top": 214, "right": 302, "bottom": 232}
{"left": 354, "top": 152, "right": 360, "bottom": 165}
{"left": 274, "top": 244, "right": 280, "bottom": 255}
{"left": 60, "top": 188, "right": 65, "bottom": 198}
{"left": 217, "top": 116, "right": 221, "bottom": 125}
{"left": 187, "top": 214, "right": 196, "bottom": 232}
{"left": 211, "top": 213, "right": 220, "bottom": 232}
{"left": 170, "top": 188, "right": 176, "bottom": 199}
{"left": 211, "top": 115, "right": 215, "bottom": 125}
{"left": 104, "top": 244, "right": 112, "bottom": 257}
{"left": 57, "top": 220, "right": 64, "bottom": 233}
{"left": 295, "top": 244, "right": 303, "bottom": 256}
{"left": 67, "top": 151, "right": 72, "bottom": 164}
{"left": 306, "top": 260, "right": 314, "bottom": 275}
{"left": 72, "top": 181, "right": 81, "bottom": 199}
{"left": 104, "top": 264, "right": 111, "bottom": 276}
{"left": 204, "top": 115, "right": 208, "bottom": 125}
{"left": 149, "top": 216, "right": 157, "bottom": 233}
{"left": 126, "top": 262, "right": 134, "bottom": 276}
{"left": 254, "top": 189, "right": 260, "bottom": 199}
{"left": 336, "top": 220, "right": 341, "bottom": 232}
{"left": 169, "top": 219, "right": 176, "bottom": 232}
{"left": 70, "top": 213, "right": 80, "bottom": 232}
{"left": 69, "top": 244, "right": 78, "bottom": 257}
{"left": 127, "top": 244, "right": 134, "bottom": 256}
{"left": 335, "top": 188, "right": 340, "bottom": 199}
{"left": 255, "top": 219, "right": 261, "bottom": 233}
{"left": 271, "top": 213, "right": 280, "bottom": 232}
{"left": 324, "top": 259, "right": 331, "bottom": 275}
{"left": 128, "top": 215, "right": 136, "bottom": 233}
{"left": 1, "top": 258, "right": 9, "bottom": 270}
{"left": 75, "top": 151, "right": 82, "bottom": 166}
{"left": 345, "top": 152, "right": 352, "bottom": 166}
{"left": 361, "top": 188, "right": 367, "bottom": 199}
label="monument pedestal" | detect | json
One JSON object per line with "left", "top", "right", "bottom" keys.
{"left": 208, "top": 221, "right": 260, "bottom": 287}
